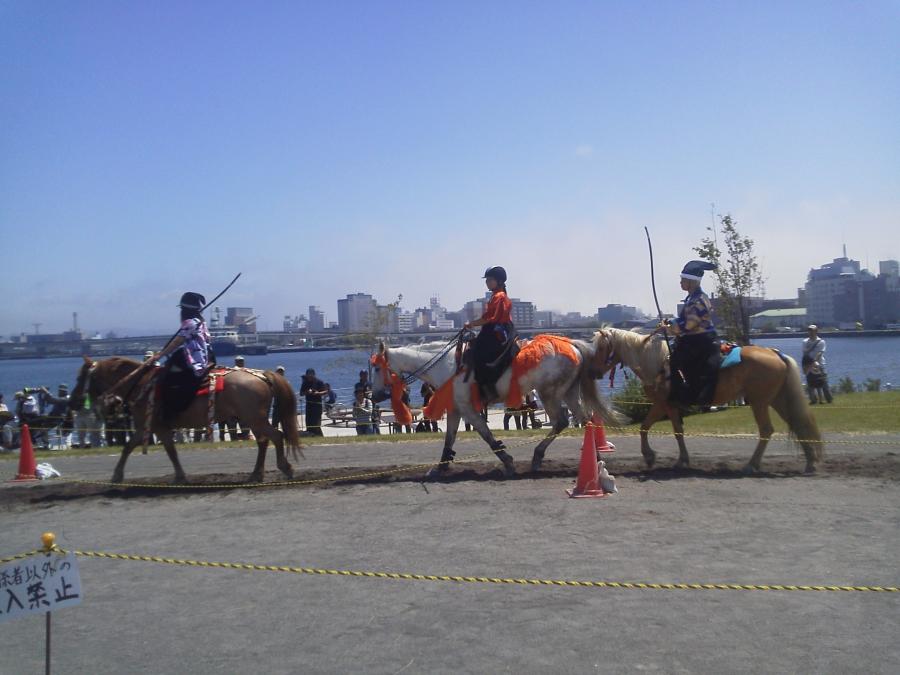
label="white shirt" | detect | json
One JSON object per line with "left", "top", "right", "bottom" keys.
{"left": 802, "top": 336, "right": 826, "bottom": 367}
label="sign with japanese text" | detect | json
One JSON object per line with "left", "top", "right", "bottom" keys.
{"left": 0, "top": 552, "right": 82, "bottom": 623}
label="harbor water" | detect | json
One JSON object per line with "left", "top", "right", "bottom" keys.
{"left": 1, "top": 337, "right": 898, "bottom": 410}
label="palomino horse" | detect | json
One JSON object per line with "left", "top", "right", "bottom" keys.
{"left": 69, "top": 356, "right": 302, "bottom": 483}
{"left": 370, "top": 336, "right": 619, "bottom": 477}
{"left": 591, "top": 329, "right": 823, "bottom": 473}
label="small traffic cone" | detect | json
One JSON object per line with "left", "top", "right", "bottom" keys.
{"left": 590, "top": 415, "right": 615, "bottom": 455}
{"left": 13, "top": 424, "right": 38, "bottom": 481}
{"left": 566, "top": 431, "right": 607, "bottom": 498}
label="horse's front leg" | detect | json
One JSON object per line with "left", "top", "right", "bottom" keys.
{"left": 464, "top": 405, "right": 515, "bottom": 477}
{"left": 640, "top": 398, "right": 670, "bottom": 468}
{"left": 153, "top": 427, "right": 188, "bottom": 483}
{"left": 111, "top": 434, "right": 141, "bottom": 483}
{"left": 427, "top": 410, "right": 461, "bottom": 478}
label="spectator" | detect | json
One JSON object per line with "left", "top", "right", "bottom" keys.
{"left": 275, "top": 365, "right": 286, "bottom": 376}
{"left": 503, "top": 394, "right": 524, "bottom": 431}
{"left": 300, "top": 368, "right": 327, "bottom": 436}
{"left": 323, "top": 383, "right": 338, "bottom": 414}
{"left": 419, "top": 383, "right": 439, "bottom": 432}
{"left": 523, "top": 390, "right": 542, "bottom": 429}
{"left": 802, "top": 325, "right": 833, "bottom": 404}
{"left": 0, "top": 393, "right": 7, "bottom": 414}
{"left": 352, "top": 389, "right": 374, "bottom": 435}
{"left": 354, "top": 370, "right": 371, "bottom": 398}
{"left": 390, "top": 383, "right": 412, "bottom": 434}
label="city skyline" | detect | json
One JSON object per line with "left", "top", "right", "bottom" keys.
{"left": 7, "top": 250, "right": 898, "bottom": 338}
{"left": 2, "top": 3, "right": 897, "bottom": 335}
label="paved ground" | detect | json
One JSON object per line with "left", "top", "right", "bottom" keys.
{"left": 2, "top": 433, "right": 899, "bottom": 674}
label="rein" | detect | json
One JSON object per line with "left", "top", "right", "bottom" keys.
{"left": 399, "top": 330, "right": 463, "bottom": 385}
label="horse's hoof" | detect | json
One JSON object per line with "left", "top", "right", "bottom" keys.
{"left": 530, "top": 458, "right": 542, "bottom": 473}
{"left": 741, "top": 464, "right": 758, "bottom": 476}
{"left": 425, "top": 464, "right": 450, "bottom": 480}
{"left": 673, "top": 461, "right": 689, "bottom": 471}
{"left": 111, "top": 474, "right": 123, "bottom": 484}
{"left": 501, "top": 458, "right": 516, "bottom": 478}
{"left": 643, "top": 452, "right": 656, "bottom": 468}
{"left": 278, "top": 463, "right": 294, "bottom": 479}
{"left": 247, "top": 473, "right": 264, "bottom": 483}
{"left": 804, "top": 463, "right": 816, "bottom": 475}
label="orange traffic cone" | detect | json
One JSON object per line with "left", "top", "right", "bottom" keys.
{"left": 566, "top": 430, "right": 607, "bottom": 498}
{"left": 590, "top": 415, "right": 615, "bottom": 455}
{"left": 13, "top": 424, "right": 38, "bottom": 481}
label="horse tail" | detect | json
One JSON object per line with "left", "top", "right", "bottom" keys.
{"left": 773, "top": 352, "right": 824, "bottom": 462}
{"left": 573, "top": 342, "right": 624, "bottom": 427}
{"left": 267, "top": 371, "right": 301, "bottom": 450}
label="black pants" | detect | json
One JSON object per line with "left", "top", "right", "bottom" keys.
{"left": 669, "top": 333, "right": 720, "bottom": 406}
{"left": 473, "top": 322, "right": 514, "bottom": 395}
{"left": 161, "top": 366, "right": 203, "bottom": 421}
{"left": 305, "top": 400, "right": 323, "bottom": 436}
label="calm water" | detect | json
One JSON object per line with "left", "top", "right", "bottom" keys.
{"left": 1, "top": 337, "right": 898, "bottom": 409}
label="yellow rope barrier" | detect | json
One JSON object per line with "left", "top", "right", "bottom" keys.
{"left": 2, "top": 547, "right": 896, "bottom": 594}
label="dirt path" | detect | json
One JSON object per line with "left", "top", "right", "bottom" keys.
{"left": 2, "top": 434, "right": 899, "bottom": 673}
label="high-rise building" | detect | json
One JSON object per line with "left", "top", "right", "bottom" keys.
{"left": 226, "top": 307, "right": 256, "bottom": 334}
{"left": 337, "top": 293, "right": 377, "bottom": 333}
{"left": 308, "top": 306, "right": 325, "bottom": 332}
{"left": 805, "top": 255, "right": 872, "bottom": 327}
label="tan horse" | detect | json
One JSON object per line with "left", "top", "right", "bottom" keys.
{"left": 69, "top": 356, "right": 302, "bottom": 483}
{"left": 590, "top": 329, "right": 823, "bottom": 474}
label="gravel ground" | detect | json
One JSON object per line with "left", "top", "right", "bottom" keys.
{"left": 2, "top": 433, "right": 899, "bottom": 674}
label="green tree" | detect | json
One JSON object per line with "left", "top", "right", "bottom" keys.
{"left": 694, "top": 214, "right": 765, "bottom": 345}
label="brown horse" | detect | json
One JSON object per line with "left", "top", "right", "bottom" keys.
{"left": 69, "top": 356, "right": 302, "bottom": 483}
{"left": 591, "top": 329, "right": 823, "bottom": 474}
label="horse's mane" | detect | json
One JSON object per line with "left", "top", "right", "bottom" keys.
{"left": 596, "top": 328, "right": 668, "bottom": 378}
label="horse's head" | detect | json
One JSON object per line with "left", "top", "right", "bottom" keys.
{"left": 68, "top": 355, "right": 98, "bottom": 412}
{"left": 589, "top": 330, "right": 618, "bottom": 378}
{"left": 369, "top": 342, "right": 393, "bottom": 403}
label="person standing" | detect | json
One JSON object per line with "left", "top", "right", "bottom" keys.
{"left": 420, "top": 382, "right": 439, "bottom": 432}
{"left": 802, "top": 325, "right": 833, "bottom": 404}
{"left": 300, "top": 368, "right": 327, "bottom": 436}
{"left": 663, "top": 260, "right": 719, "bottom": 406}
{"left": 352, "top": 389, "right": 374, "bottom": 435}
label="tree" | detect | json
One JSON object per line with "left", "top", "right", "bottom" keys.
{"left": 694, "top": 214, "right": 765, "bottom": 345}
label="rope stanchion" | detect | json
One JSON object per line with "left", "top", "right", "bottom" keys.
{"left": 2, "top": 547, "right": 896, "bottom": 594}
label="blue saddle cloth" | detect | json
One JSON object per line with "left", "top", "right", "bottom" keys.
{"left": 720, "top": 346, "right": 742, "bottom": 369}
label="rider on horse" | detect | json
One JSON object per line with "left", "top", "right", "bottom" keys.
{"left": 464, "top": 266, "right": 515, "bottom": 402}
{"left": 663, "top": 260, "right": 719, "bottom": 406}
{"left": 150, "top": 292, "right": 215, "bottom": 422}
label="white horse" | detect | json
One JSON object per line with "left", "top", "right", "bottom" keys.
{"left": 370, "top": 336, "right": 619, "bottom": 477}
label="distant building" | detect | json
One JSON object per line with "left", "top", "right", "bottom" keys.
{"left": 534, "top": 310, "right": 555, "bottom": 328}
{"left": 226, "top": 307, "right": 256, "bottom": 334}
{"left": 750, "top": 308, "right": 808, "bottom": 331}
{"left": 337, "top": 293, "right": 377, "bottom": 333}
{"left": 597, "top": 304, "right": 645, "bottom": 325}
{"left": 397, "top": 311, "right": 414, "bottom": 333}
{"left": 308, "top": 306, "right": 325, "bottom": 332}
{"left": 509, "top": 298, "right": 535, "bottom": 328}
{"left": 804, "top": 253, "right": 900, "bottom": 328}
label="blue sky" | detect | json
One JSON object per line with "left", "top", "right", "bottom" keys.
{"left": 2, "top": 1, "right": 898, "bottom": 335}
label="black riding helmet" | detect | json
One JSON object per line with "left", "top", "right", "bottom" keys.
{"left": 483, "top": 266, "right": 507, "bottom": 284}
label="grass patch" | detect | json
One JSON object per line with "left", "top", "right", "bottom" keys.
{"left": 623, "top": 390, "right": 900, "bottom": 436}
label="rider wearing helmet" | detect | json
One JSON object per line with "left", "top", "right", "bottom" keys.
{"left": 464, "top": 266, "right": 515, "bottom": 401}
{"left": 662, "top": 260, "right": 719, "bottom": 405}
{"left": 152, "top": 292, "right": 215, "bottom": 422}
